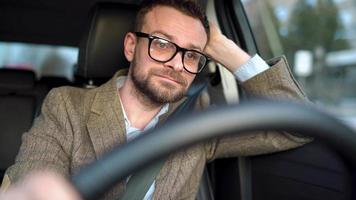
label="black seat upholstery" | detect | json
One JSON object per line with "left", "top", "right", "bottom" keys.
{"left": 0, "top": 69, "right": 37, "bottom": 179}
{"left": 39, "top": 76, "right": 72, "bottom": 89}
{"left": 250, "top": 142, "right": 352, "bottom": 200}
{"left": 76, "top": 2, "right": 138, "bottom": 87}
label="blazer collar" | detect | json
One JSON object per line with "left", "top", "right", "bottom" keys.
{"left": 87, "top": 71, "right": 127, "bottom": 158}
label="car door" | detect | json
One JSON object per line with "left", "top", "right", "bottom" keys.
{"left": 206, "top": 0, "right": 355, "bottom": 199}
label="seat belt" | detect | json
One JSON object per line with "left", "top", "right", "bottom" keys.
{"left": 120, "top": 79, "right": 208, "bottom": 200}
{"left": 120, "top": 158, "right": 165, "bottom": 200}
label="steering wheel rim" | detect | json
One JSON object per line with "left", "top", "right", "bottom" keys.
{"left": 72, "top": 100, "right": 356, "bottom": 200}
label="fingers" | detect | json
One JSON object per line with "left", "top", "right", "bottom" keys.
{"left": 204, "top": 22, "right": 221, "bottom": 61}
{"left": 204, "top": 20, "right": 251, "bottom": 71}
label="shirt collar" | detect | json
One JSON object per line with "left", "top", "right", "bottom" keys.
{"left": 116, "top": 76, "right": 169, "bottom": 135}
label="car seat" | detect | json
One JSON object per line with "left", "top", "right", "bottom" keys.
{"left": 0, "top": 69, "right": 37, "bottom": 179}
{"left": 75, "top": 2, "right": 137, "bottom": 86}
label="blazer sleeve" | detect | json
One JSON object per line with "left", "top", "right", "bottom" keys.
{"left": 3, "top": 88, "right": 74, "bottom": 185}
{"left": 205, "top": 56, "right": 313, "bottom": 161}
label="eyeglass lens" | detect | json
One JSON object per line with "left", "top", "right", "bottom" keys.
{"left": 149, "top": 38, "right": 207, "bottom": 73}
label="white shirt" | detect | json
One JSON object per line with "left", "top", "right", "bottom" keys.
{"left": 116, "top": 54, "right": 269, "bottom": 199}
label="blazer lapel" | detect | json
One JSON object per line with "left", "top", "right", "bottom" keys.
{"left": 86, "top": 75, "right": 127, "bottom": 158}
{"left": 152, "top": 98, "right": 190, "bottom": 199}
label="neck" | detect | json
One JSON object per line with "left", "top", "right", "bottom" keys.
{"left": 119, "top": 77, "right": 164, "bottom": 130}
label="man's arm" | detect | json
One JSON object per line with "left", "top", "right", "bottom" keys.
{"left": 2, "top": 88, "right": 75, "bottom": 187}
{"left": 203, "top": 23, "right": 312, "bottom": 161}
{"left": 204, "top": 56, "right": 312, "bottom": 160}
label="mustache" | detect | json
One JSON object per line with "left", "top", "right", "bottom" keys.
{"left": 150, "top": 68, "right": 188, "bottom": 86}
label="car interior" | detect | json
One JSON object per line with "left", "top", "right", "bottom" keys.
{"left": 0, "top": 0, "right": 355, "bottom": 199}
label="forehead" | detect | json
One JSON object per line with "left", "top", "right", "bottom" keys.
{"left": 141, "top": 5, "right": 208, "bottom": 50}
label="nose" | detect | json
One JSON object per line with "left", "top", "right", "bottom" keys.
{"left": 164, "top": 52, "right": 184, "bottom": 72}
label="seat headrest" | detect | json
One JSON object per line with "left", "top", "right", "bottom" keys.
{"left": 77, "top": 3, "right": 138, "bottom": 81}
{"left": 0, "top": 69, "right": 35, "bottom": 90}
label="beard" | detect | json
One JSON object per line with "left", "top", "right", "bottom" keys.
{"left": 130, "top": 58, "right": 189, "bottom": 105}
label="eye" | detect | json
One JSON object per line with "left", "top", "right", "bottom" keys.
{"left": 185, "top": 51, "right": 199, "bottom": 60}
{"left": 154, "top": 39, "right": 171, "bottom": 49}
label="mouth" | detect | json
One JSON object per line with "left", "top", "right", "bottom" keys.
{"left": 155, "top": 74, "right": 183, "bottom": 85}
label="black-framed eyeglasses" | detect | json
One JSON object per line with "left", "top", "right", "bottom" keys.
{"left": 134, "top": 32, "right": 209, "bottom": 74}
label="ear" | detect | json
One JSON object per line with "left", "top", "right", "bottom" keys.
{"left": 124, "top": 32, "right": 136, "bottom": 62}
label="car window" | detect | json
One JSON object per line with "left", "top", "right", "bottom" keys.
{"left": 240, "top": 0, "right": 356, "bottom": 127}
{"left": 0, "top": 42, "right": 78, "bottom": 80}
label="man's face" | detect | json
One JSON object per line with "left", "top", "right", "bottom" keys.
{"left": 126, "top": 6, "right": 208, "bottom": 104}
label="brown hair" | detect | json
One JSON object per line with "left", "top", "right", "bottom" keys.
{"left": 135, "top": 0, "right": 210, "bottom": 36}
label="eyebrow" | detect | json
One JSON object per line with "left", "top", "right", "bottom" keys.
{"left": 151, "top": 30, "right": 203, "bottom": 52}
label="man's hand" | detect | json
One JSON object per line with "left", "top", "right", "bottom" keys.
{"left": 204, "top": 22, "right": 251, "bottom": 72}
{"left": 0, "top": 172, "right": 81, "bottom": 200}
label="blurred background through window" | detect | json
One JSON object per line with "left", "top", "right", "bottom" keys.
{"left": 241, "top": 0, "right": 356, "bottom": 128}
{"left": 0, "top": 42, "right": 78, "bottom": 81}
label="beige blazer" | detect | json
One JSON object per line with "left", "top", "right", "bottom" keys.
{"left": 2, "top": 56, "right": 311, "bottom": 200}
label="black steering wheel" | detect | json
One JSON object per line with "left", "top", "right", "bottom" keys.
{"left": 71, "top": 100, "right": 356, "bottom": 200}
